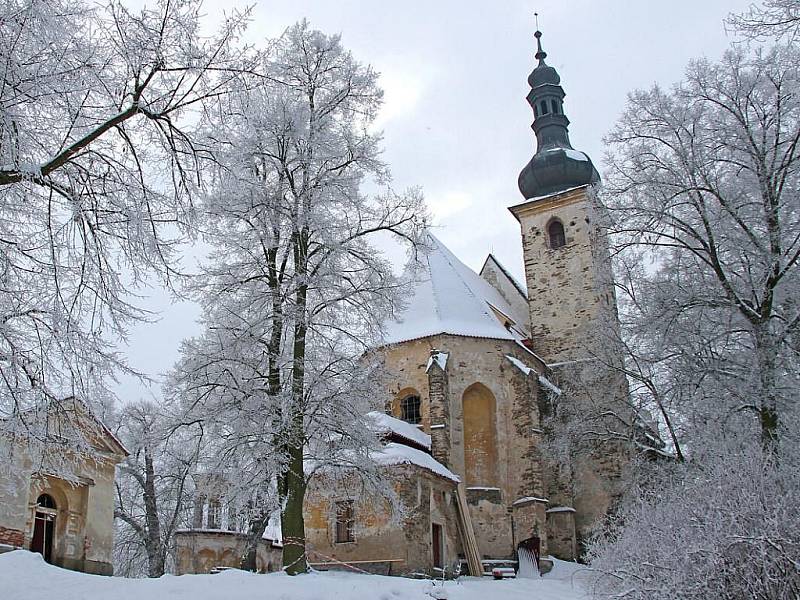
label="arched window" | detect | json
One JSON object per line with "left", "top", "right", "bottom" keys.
{"left": 540, "top": 101, "right": 549, "bottom": 115}
{"left": 462, "top": 383, "right": 498, "bottom": 487}
{"left": 548, "top": 220, "right": 566, "bottom": 249}
{"left": 551, "top": 99, "right": 559, "bottom": 114}
{"left": 37, "top": 494, "right": 56, "bottom": 509}
{"left": 401, "top": 394, "right": 421, "bottom": 425}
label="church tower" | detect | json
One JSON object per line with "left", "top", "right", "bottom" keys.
{"left": 509, "top": 30, "right": 628, "bottom": 559}
{"left": 509, "top": 29, "right": 615, "bottom": 365}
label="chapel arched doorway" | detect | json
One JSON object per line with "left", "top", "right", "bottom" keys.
{"left": 31, "top": 493, "right": 57, "bottom": 564}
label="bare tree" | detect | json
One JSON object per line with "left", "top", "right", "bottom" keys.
{"left": 586, "top": 38, "right": 800, "bottom": 600}
{"left": 728, "top": 0, "right": 800, "bottom": 40}
{"left": 112, "top": 399, "right": 201, "bottom": 577}
{"left": 170, "top": 21, "right": 428, "bottom": 575}
{"left": 0, "top": 0, "right": 248, "bottom": 473}
{"left": 601, "top": 44, "right": 800, "bottom": 456}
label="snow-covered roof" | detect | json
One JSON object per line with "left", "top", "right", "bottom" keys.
{"left": 538, "top": 374, "right": 562, "bottom": 396}
{"left": 546, "top": 506, "right": 576, "bottom": 513}
{"left": 371, "top": 443, "right": 459, "bottom": 482}
{"left": 513, "top": 496, "right": 549, "bottom": 506}
{"left": 425, "top": 351, "right": 449, "bottom": 373}
{"left": 366, "top": 411, "right": 431, "bottom": 451}
{"left": 382, "top": 234, "right": 530, "bottom": 345}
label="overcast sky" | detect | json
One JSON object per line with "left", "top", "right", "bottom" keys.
{"left": 115, "top": 0, "right": 754, "bottom": 402}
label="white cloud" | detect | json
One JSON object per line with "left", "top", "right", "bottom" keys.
{"left": 432, "top": 190, "right": 473, "bottom": 220}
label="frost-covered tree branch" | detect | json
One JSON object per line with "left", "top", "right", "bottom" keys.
{"left": 0, "top": 0, "right": 250, "bottom": 475}
{"left": 168, "top": 20, "right": 428, "bottom": 575}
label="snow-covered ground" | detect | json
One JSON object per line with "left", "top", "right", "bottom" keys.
{"left": 0, "top": 550, "right": 591, "bottom": 600}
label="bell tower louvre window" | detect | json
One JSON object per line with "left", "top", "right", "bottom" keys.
{"left": 548, "top": 220, "right": 566, "bottom": 249}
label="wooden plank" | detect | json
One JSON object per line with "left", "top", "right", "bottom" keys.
{"left": 454, "top": 482, "right": 483, "bottom": 577}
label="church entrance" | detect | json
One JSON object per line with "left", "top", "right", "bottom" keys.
{"left": 432, "top": 523, "right": 443, "bottom": 570}
{"left": 31, "top": 494, "right": 57, "bottom": 564}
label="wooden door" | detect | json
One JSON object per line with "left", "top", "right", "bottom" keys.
{"left": 432, "top": 523, "right": 443, "bottom": 569}
{"left": 31, "top": 512, "right": 55, "bottom": 563}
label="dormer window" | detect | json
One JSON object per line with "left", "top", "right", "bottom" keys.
{"left": 548, "top": 219, "right": 566, "bottom": 249}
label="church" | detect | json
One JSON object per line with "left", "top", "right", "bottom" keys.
{"left": 175, "top": 29, "right": 630, "bottom": 577}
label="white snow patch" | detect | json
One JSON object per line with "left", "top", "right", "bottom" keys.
{"left": 513, "top": 496, "right": 549, "bottom": 506}
{"left": 510, "top": 184, "right": 589, "bottom": 205}
{"left": 546, "top": 506, "right": 576, "bottom": 513}
{"left": 372, "top": 443, "right": 459, "bottom": 482}
{"left": 538, "top": 375, "right": 562, "bottom": 396}
{"left": 0, "top": 549, "right": 590, "bottom": 600}
{"left": 367, "top": 411, "right": 431, "bottom": 451}
{"left": 505, "top": 355, "right": 533, "bottom": 376}
{"left": 564, "top": 149, "right": 588, "bottom": 161}
{"left": 426, "top": 351, "right": 449, "bottom": 373}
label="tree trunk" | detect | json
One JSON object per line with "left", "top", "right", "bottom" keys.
{"left": 143, "top": 446, "right": 165, "bottom": 577}
{"left": 281, "top": 230, "right": 309, "bottom": 575}
{"left": 240, "top": 242, "right": 288, "bottom": 572}
{"left": 281, "top": 440, "right": 308, "bottom": 575}
{"left": 239, "top": 511, "right": 271, "bottom": 572}
{"left": 754, "top": 324, "right": 780, "bottom": 455}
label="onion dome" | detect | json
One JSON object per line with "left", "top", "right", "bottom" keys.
{"left": 518, "top": 30, "right": 600, "bottom": 200}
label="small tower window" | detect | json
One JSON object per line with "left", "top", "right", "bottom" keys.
{"left": 551, "top": 99, "right": 559, "bottom": 114}
{"left": 401, "top": 394, "right": 422, "bottom": 425}
{"left": 533, "top": 104, "right": 539, "bottom": 118}
{"left": 548, "top": 220, "right": 566, "bottom": 249}
{"left": 540, "top": 100, "right": 549, "bottom": 115}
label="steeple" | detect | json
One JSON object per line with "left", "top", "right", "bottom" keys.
{"left": 518, "top": 29, "right": 599, "bottom": 200}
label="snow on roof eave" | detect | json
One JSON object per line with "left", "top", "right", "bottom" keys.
{"left": 376, "top": 328, "right": 518, "bottom": 349}
{"left": 513, "top": 339, "right": 548, "bottom": 368}
{"left": 372, "top": 443, "right": 459, "bottom": 482}
{"left": 367, "top": 411, "right": 431, "bottom": 451}
{"left": 508, "top": 184, "right": 590, "bottom": 220}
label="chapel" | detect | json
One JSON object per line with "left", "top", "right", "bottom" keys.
{"left": 0, "top": 397, "right": 128, "bottom": 575}
{"left": 176, "top": 29, "right": 632, "bottom": 577}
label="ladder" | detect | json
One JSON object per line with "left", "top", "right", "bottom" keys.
{"left": 454, "top": 482, "right": 483, "bottom": 577}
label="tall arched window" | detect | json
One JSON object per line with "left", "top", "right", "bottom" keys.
{"left": 401, "top": 394, "right": 422, "bottom": 425}
{"left": 551, "top": 99, "right": 559, "bottom": 114}
{"left": 462, "top": 383, "right": 498, "bottom": 487}
{"left": 548, "top": 220, "right": 566, "bottom": 249}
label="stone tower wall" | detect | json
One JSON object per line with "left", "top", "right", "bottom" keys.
{"left": 511, "top": 184, "right": 631, "bottom": 558}
{"left": 511, "top": 185, "right": 618, "bottom": 364}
